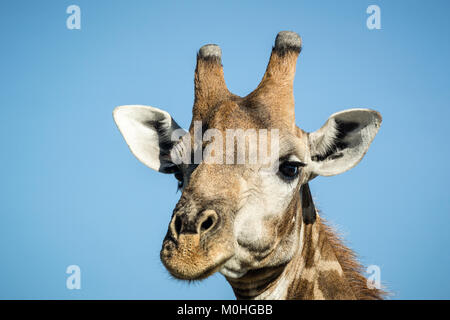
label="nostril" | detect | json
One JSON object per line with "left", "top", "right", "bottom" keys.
{"left": 200, "top": 216, "right": 214, "bottom": 232}
{"left": 174, "top": 215, "right": 182, "bottom": 236}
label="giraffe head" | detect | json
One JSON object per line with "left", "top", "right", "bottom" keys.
{"left": 113, "top": 31, "right": 381, "bottom": 281}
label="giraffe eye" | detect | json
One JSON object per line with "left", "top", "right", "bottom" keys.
{"left": 279, "top": 161, "right": 304, "bottom": 179}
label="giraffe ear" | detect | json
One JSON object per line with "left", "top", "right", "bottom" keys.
{"left": 113, "top": 105, "right": 187, "bottom": 173}
{"left": 308, "top": 109, "right": 382, "bottom": 177}
{"left": 300, "top": 183, "right": 316, "bottom": 224}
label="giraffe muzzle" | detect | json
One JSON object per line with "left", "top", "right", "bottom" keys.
{"left": 160, "top": 209, "right": 235, "bottom": 280}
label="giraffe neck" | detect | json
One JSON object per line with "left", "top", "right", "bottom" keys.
{"left": 227, "top": 215, "right": 357, "bottom": 300}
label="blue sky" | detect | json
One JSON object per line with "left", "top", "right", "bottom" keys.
{"left": 0, "top": 0, "right": 449, "bottom": 299}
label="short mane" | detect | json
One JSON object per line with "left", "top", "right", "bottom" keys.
{"left": 319, "top": 217, "right": 387, "bottom": 299}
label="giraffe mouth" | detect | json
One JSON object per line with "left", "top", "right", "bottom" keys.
{"left": 162, "top": 251, "right": 234, "bottom": 280}
{"left": 189, "top": 255, "right": 234, "bottom": 280}
{"left": 160, "top": 234, "right": 235, "bottom": 280}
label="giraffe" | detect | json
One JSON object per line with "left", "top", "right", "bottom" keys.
{"left": 113, "top": 31, "right": 385, "bottom": 299}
